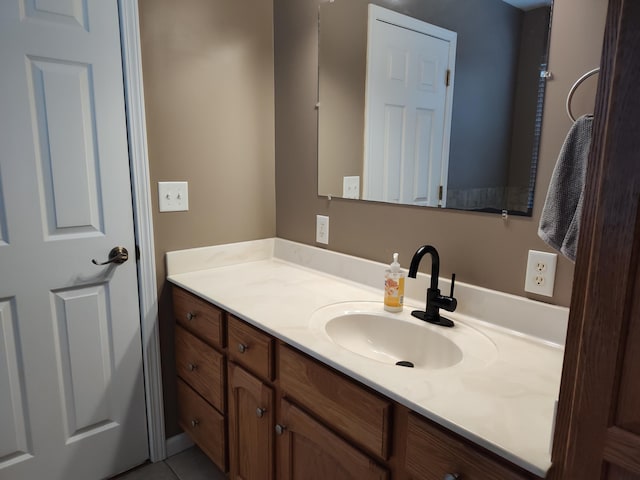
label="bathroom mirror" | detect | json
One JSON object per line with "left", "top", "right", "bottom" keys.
{"left": 317, "top": 0, "right": 552, "bottom": 215}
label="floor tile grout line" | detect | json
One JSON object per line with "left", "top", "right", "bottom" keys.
{"left": 164, "top": 459, "right": 182, "bottom": 480}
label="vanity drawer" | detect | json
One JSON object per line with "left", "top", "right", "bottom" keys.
{"left": 405, "top": 413, "right": 534, "bottom": 480}
{"left": 278, "top": 344, "right": 392, "bottom": 460}
{"left": 177, "top": 378, "right": 227, "bottom": 472}
{"left": 175, "top": 325, "right": 225, "bottom": 412}
{"left": 173, "top": 287, "right": 225, "bottom": 348}
{"left": 227, "top": 315, "right": 274, "bottom": 381}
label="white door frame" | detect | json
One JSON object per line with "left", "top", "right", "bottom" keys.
{"left": 119, "top": 1, "right": 166, "bottom": 462}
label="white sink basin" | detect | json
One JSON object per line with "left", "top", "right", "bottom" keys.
{"left": 310, "top": 302, "right": 497, "bottom": 370}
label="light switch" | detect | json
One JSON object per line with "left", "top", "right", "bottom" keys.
{"left": 158, "top": 181, "right": 189, "bottom": 212}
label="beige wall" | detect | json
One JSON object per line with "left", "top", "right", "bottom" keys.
{"left": 274, "top": 0, "right": 607, "bottom": 308}
{"left": 139, "top": 0, "right": 606, "bottom": 441}
{"left": 139, "top": 0, "right": 275, "bottom": 436}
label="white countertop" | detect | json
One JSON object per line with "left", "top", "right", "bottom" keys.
{"left": 167, "top": 238, "right": 567, "bottom": 477}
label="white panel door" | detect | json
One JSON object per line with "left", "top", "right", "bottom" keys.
{"left": 0, "top": 1, "right": 148, "bottom": 479}
{"left": 363, "top": 6, "right": 456, "bottom": 206}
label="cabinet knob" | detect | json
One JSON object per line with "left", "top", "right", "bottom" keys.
{"left": 190, "top": 419, "right": 200, "bottom": 428}
{"left": 443, "top": 474, "right": 460, "bottom": 480}
{"left": 186, "top": 311, "right": 196, "bottom": 321}
{"left": 238, "top": 343, "right": 249, "bottom": 353}
{"left": 187, "top": 363, "right": 197, "bottom": 372}
{"left": 256, "top": 407, "right": 266, "bottom": 418}
{"left": 275, "top": 424, "right": 286, "bottom": 435}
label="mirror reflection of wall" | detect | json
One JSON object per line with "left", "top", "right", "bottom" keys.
{"left": 317, "top": 0, "right": 552, "bottom": 215}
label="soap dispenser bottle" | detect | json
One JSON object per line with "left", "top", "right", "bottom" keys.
{"left": 384, "top": 253, "right": 405, "bottom": 312}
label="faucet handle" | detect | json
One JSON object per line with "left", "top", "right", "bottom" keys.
{"left": 449, "top": 273, "right": 456, "bottom": 298}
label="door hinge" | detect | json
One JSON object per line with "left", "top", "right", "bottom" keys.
{"left": 438, "top": 185, "right": 443, "bottom": 201}
{"left": 445, "top": 69, "right": 451, "bottom": 87}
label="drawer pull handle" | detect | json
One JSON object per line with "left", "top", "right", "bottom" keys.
{"left": 275, "top": 424, "right": 286, "bottom": 435}
{"left": 190, "top": 419, "right": 200, "bottom": 428}
{"left": 186, "top": 311, "right": 196, "bottom": 321}
{"left": 443, "top": 474, "right": 460, "bottom": 480}
{"left": 238, "top": 343, "right": 249, "bottom": 353}
{"left": 187, "top": 363, "right": 197, "bottom": 372}
{"left": 256, "top": 407, "right": 266, "bottom": 418}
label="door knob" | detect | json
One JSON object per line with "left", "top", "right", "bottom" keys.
{"left": 92, "top": 247, "right": 129, "bottom": 265}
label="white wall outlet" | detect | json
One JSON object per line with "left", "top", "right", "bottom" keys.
{"left": 524, "top": 250, "right": 558, "bottom": 297}
{"left": 158, "top": 181, "right": 189, "bottom": 212}
{"left": 342, "top": 176, "right": 360, "bottom": 199}
{"left": 316, "top": 215, "right": 329, "bottom": 244}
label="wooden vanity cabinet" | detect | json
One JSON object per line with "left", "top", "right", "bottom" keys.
{"left": 276, "top": 399, "right": 388, "bottom": 480}
{"left": 176, "top": 378, "right": 226, "bottom": 469}
{"left": 227, "top": 314, "right": 275, "bottom": 380}
{"left": 173, "top": 286, "right": 225, "bottom": 348}
{"left": 227, "top": 362, "right": 274, "bottom": 480}
{"left": 172, "top": 286, "right": 543, "bottom": 479}
{"left": 226, "top": 314, "right": 277, "bottom": 479}
{"left": 278, "top": 344, "right": 392, "bottom": 461}
{"left": 405, "top": 413, "right": 535, "bottom": 480}
{"left": 173, "top": 288, "right": 227, "bottom": 472}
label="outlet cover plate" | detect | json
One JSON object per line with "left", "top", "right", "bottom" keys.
{"left": 524, "top": 250, "right": 557, "bottom": 297}
{"left": 316, "top": 215, "right": 329, "bottom": 244}
{"left": 342, "top": 176, "right": 360, "bottom": 199}
{"left": 158, "top": 181, "right": 189, "bottom": 212}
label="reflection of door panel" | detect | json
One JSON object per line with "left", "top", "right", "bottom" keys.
{"left": 0, "top": 1, "right": 148, "bottom": 479}
{"left": 364, "top": 6, "right": 456, "bottom": 206}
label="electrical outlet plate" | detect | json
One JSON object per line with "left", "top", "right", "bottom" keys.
{"left": 316, "top": 215, "right": 329, "bottom": 244}
{"left": 158, "top": 181, "right": 189, "bottom": 212}
{"left": 342, "top": 176, "right": 360, "bottom": 199}
{"left": 524, "top": 250, "right": 558, "bottom": 297}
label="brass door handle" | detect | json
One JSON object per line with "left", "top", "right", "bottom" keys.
{"left": 92, "top": 247, "right": 129, "bottom": 266}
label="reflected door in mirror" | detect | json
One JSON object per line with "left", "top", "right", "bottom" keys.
{"left": 364, "top": 6, "right": 456, "bottom": 206}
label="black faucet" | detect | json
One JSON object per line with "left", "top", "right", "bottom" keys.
{"left": 407, "top": 245, "right": 457, "bottom": 327}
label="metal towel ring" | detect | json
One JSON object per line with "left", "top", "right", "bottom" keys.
{"left": 566, "top": 67, "right": 600, "bottom": 122}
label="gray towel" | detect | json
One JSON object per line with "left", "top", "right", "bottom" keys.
{"left": 538, "top": 115, "right": 593, "bottom": 262}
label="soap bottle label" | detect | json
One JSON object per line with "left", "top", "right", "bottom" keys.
{"left": 384, "top": 275, "right": 404, "bottom": 312}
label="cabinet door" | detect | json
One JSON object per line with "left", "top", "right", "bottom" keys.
{"left": 276, "top": 400, "right": 388, "bottom": 480}
{"left": 228, "top": 362, "right": 274, "bottom": 480}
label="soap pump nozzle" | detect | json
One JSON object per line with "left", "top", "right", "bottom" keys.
{"left": 390, "top": 252, "right": 401, "bottom": 273}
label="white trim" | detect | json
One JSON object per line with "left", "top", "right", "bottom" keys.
{"left": 166, "top": 433, "right": 195, "bottom": 458}
{"left": 119, "top": 1, "right": 166, "bottom": 462}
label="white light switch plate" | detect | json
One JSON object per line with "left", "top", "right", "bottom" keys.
{"left": 158, "top": 181, "right": 189, "bottom": 212}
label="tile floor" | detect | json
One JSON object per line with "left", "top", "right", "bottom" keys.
{"left": 111, "top": 446, "right": 226, "bottom": 480}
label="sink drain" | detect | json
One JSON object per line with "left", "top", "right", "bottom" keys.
{"left": 395, "top": 360, "right": 414, "bottom": 368}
